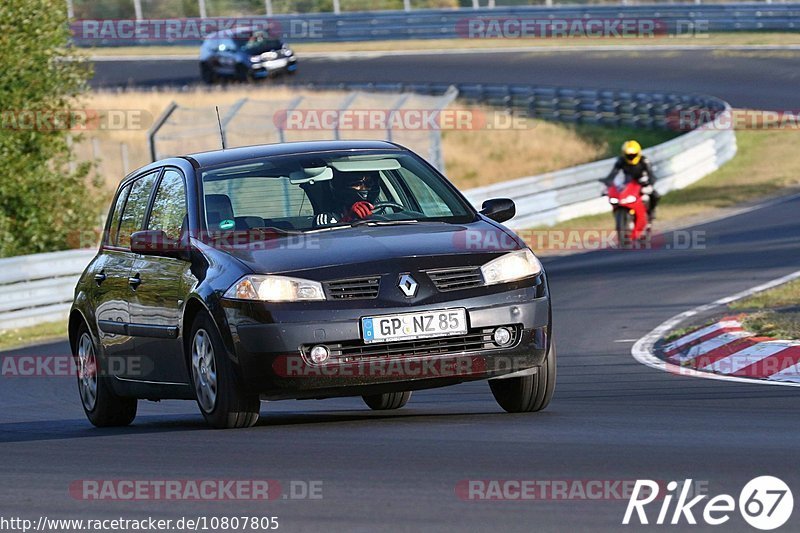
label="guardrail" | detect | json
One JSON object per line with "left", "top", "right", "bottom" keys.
{"left": 71, "top": 4, "right": 800, "bottom": 46}
{"left": 464, "top": 116, "right": 736, "bottom": 229}
{"left": 0, "top": 82, "right": 736, "bottom": 331}
{"left": 0, "top": 250, "right": 96, "bottom": 331}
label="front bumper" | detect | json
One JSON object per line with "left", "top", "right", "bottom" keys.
{"left": 222, "top": 283, "right": 550, "bottom": 400}
{"left": 250, "top": 57, "right": 297, "bottom": 76}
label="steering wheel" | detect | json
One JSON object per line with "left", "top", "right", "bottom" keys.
{"left": 371, "top": 201, "right": 405, "bottom": 215}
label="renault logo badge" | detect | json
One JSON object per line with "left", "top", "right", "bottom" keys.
{"left": 398, "top": 274, "right": 418, "bottom": 297}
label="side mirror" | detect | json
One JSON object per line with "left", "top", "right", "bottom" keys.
{"left": 130, "top": 230, "right": 189, "bottom": 260}
{"left": 479, "top": 198, "right": 516, "bottom": 223}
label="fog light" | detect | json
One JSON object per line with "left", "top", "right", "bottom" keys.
{"left": 309, "top": 345, "right": 330, "bottom": 364}
{"left": 493, "top": 327, "right": 512, "bottom": 347}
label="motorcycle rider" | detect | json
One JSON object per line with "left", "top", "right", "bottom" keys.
{"left": 314, "top": 169, "right": 381, "bottom": 226}
{"left": 603, "top": 140, "right": 660, "bottom": 220}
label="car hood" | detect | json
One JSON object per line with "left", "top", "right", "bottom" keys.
{"left": 211, "top": 219, "right": 522, "bottom": 275}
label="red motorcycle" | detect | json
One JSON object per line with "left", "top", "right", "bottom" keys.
{"left": 605, "top": 180, "right": 650, "bottom": 248}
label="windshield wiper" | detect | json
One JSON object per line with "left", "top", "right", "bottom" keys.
{"left": 349, "top": 219, "right": 419, "bottom": 227}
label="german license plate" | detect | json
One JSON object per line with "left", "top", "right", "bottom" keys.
{"left": 267, "top": 58, "right": 288, "bottom": 69}
{"left": 361, "top": 308, "right": 468, "bottom": 344}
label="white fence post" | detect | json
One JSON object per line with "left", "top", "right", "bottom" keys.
{"left": 132, "top": 0, "right": 143, "bottom": 20}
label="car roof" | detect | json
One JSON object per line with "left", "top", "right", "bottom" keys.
{"left": 205, "top": 26, "right": 278, "bottom": 40}
{"left": 183, "top": 140, "right": 405, "bottom": 168}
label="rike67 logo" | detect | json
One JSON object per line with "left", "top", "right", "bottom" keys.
{"left": 623, "top": 477, "right": 793, "bottom": 530}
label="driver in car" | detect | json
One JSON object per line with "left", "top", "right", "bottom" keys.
{"left": 314, "top": 170, "right": 381, "bottom": 226}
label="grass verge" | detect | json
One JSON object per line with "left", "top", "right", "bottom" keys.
{"left": 0, "top": 321, "right": 69, "bottom": 351}
{"left": 729, "top": 279, "right": 800, "bottom": 340}
{"left": 83, "top": 32, "right": 800, "bottom": 57}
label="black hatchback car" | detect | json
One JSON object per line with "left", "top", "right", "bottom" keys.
{"left": 70, "top": 141, "right": 554, "bottom": 429}
{"left": 199, "top": 27, "right": 297, "bottom": 83}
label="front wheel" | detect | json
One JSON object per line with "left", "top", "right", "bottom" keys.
{"left": 189, "top": 314, "right": 260, "bottom": 429}
{"left": 74, "top": 322, "right": 137, "bottom": 427}
{"left": 489, "top": 340, "right": 556, "bottom": 413}
{"left": 615, "top": 209, "right": 633, "bottom": 249}
{"left": 362, "top": 391, "right": 411, "bottom": 410}
{"left": 200, "top": 63, "right": 216, "bottom": 84}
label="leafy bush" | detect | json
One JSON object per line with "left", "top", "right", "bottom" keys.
{"left": 0, "top": 0, "right": 99, "bottom": 257}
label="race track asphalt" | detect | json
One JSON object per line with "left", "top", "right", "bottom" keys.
{"left": 0, "top": 48, "right": 798, "bottom": 532}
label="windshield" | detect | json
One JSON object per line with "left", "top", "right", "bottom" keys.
{"left": 200, "top": 150, "right": 474, "bottom": 234}
{"left": 234, "top": 32, "right": 282, "bottom": 54}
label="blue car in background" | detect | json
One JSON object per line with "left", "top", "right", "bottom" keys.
{"left": 199, "top": 27, "right": 297, "bottom": 83}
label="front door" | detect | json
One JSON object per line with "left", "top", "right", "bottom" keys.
{"left": 128, "top": 168, "right": 194, "bottom": 385}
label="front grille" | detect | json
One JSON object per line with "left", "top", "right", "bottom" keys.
{"left": 425, "top": 266, "right": 484, "bottom": 292}
{"left": 301, "top": 326, "right": 520, "bottom": 363}
{"left": 325, "top": 276, "right": 381, "bottom": 300}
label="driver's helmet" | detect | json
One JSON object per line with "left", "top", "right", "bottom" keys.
{"left": 621, "top": 140, "right": 642, "bottom": 165}
{"left": 331, "top": 169, "right": 381, "bottom": 208}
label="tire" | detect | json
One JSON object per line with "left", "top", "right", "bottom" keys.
{"left": 615, "top": 209, "right": 633, "bottom": 249}
{"left": 200, "top": 63, "right": 215, "bottom": 84}
{"left": 189, "top": 313, "right": 260, "bottom": 429}
{"left": 362, "top": 391, "right": 412, "bottom": 410}
{"left": 74, "top": 322, "right": 137, "bottom": 427}
{"left": 235, "top": 64, "right": 252, "bottom": 83}
{"left": 489, "top": 340, "right": 556, "bottom": 413}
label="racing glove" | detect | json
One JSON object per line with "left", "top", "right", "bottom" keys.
{"left": 640, "top": 185, "right": 654, "bottom": 195}
{"left": 350, "top": 201, "right": 374, "bottom": 219}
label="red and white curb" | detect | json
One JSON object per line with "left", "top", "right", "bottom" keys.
{"left": 632, "top": 270, "right": 800, "bottom": 387}
{"left": 664, "top": 317, "right": 800, "bottom": 383}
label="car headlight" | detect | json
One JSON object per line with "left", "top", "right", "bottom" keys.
{"left": 225, "top": 275, "right": 325, "bottom": 302}
{"left": 480, "top": 249, "right": 542, "bottom": 286}
{"left": 283, "top": 47, "right": 293, "bottom": 56}
{"left": 250, "top": 56, "right": 261, "bottom": 63}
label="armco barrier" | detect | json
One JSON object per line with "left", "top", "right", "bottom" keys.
{"left": 464, "top": 115, "right": 736, "bottom": 229}
{"left": 71, "top": 4, "right": 800, "bottom": 46}
{"left": 0, "top": 84, "right": 736, "bottom": 330}
{"left": 0, "top": 250, "right": 96, "bottom": 331}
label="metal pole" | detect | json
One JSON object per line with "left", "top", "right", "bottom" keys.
{"left": 66, "top": 0, "right": 74, "bottom": 19}
{"left": 148, "top": 101, "right": 178, "bottom": 162}
{"left": 120, "top": 143, "right": 130, "bottom": 175}
{"left": 265, "top": 0, "right": 273, "bottom": 16}
{"left": 488, "top": 0, "right": 495, "bottom": 9}
{"left": 332, "top": 0, "right": 341, "bottom": 15}
{"left": 472, "top": 0, "right": 479, "bottom": 8}
{"left": 132, "top": 0, "right": 143, "bottom": 20}
{"left": 386, "top": 94, "right": 411, "bottom": 143}
{"left": 198, "top": 0, "right": 207, "bottom": 19}
{"left": 334, "top": 92, "right": 359, "bottom": 141}
{"left": 403, "top": 0, "right": 411, "bottom": 12}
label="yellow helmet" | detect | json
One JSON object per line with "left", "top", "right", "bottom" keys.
{"left": 621, "top": 140, "right": 642, "bottom": 165}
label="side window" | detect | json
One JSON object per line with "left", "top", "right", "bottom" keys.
{"left": 117, "top": 171, "right": 159, "bottom": 249}
{"left": 148, "top": 169, "right": 187, "bottom": 241}
{"left": 105, "top": 183, "right": 131, "bottom": 246}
